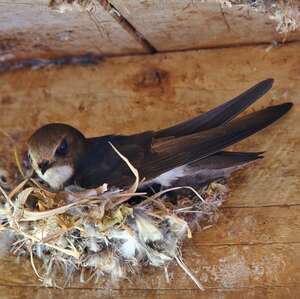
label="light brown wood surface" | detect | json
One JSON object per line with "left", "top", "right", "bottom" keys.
{"left": 0, "top": 42, "right": 299, "bottom": 298}
{"left": 110, "top": 0, "right": 300, "bottom": 50}
{"left": 1, "top": 1, "right": 300, "bottom": 64}
{"left": 2, "top": 286, "right": 300, "bottom": 299}
{"left": 0, "top": 0, "right": 146, "bottom": 61}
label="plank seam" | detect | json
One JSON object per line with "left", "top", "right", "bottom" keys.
{"left": 1, "top": 40, "right": 300, "bottom": 73}
{"left": 0, "top": 283, "right": 300, "bottom": 290}
{"left": 222, "top": 203, "right": 300, "bottom": 208}
{"left": 148, "top": 39, "right": 300, "bottom": 54}
{"left": 193, "top": 241, "right": 300, "bottom": 247}
{"left": 98, "top": 0, "right": 157, "bottom": 54}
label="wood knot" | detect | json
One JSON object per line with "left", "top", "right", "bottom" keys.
{"left": 134, "top": 68, "right": 169, "bottom": 90}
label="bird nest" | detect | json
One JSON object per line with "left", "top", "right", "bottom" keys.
{"left": 0, "top": 146, "right": 227, "bottom": 289}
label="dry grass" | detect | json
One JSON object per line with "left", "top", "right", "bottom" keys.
{"left": 0, "top": 145, "right": 227, "bottom": 289}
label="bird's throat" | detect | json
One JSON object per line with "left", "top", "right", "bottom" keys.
{"left": 36, "top": 165, "right": 74, "bottom": 190}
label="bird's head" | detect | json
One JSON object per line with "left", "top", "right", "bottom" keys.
{"left": 27, "top": 123, "right": 86, "bottom": 190}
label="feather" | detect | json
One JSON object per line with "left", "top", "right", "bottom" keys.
{"left": 110, "top": 229, "right": 142, "bottom": 259}
{"left": 156, "top": 79, "right": 274, "bottom": 138}
{"left": 134, "top": 213, "right": 163, "bottom": 243}
{"left": 140, "top": 103, "right": 292, "bottom": 180}
{"left": 145, "top": 151, "right": 263, "bottom": 187}
{"left": 77, "top": 102, "right": 291, "bottom": 189}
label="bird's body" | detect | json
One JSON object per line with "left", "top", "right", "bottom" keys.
{"left": 27, "top": 79, "right": 293, "bottom": 191}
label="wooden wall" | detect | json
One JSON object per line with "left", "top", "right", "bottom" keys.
{"left": 0, "top": 1, "right": 299, "bottom": 64}
{"left": 0, "top": 42, "right": 299, "bottom": 298}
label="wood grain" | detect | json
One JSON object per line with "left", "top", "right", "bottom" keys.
{"left": 0, "top": 42, "right": 299, "bottom": 297}
{"left": 0, "top": 0, "right": 146, "bottom": 62}
{"left": 1, "top": 207, "right": 300, "bottom": 289}
{"left": 110, "top": 0, "right": 300, "bottom": 51}
{"left": 0, "top": 43, "right": 299, "bottom": 205}
{"left": 1, "top": 285, "right": 300, "bottom": 299}
{"left": 1, "top": 243, "right": 300, "bottom": 289}
{"left": 1, "top": 1, "right": 300, "bottom": 63}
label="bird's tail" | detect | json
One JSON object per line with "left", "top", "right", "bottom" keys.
{"left": 155, "top": 79, "right": 274, "bottom": 138}
{"left": 142, "top": 102, "right": 293, "bottom": 180}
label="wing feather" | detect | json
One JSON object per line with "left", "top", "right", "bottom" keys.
{"left": 155, "top": 79, "right": 274, "bottom": 138}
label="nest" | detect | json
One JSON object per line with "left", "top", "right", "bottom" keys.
{"left": 0, "top": 145, "right": 227, "bottom": 289}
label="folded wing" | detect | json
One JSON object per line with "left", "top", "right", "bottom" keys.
{"left": 155, "top": 79, "right": 274, "bottom": 138}
{"left": 140, "top": 103, "right": 292, "bottom": 181}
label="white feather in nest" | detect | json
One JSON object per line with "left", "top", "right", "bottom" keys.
{"left": 48, "top": 0, "right": 96, "bottom": 13}
{"left": 0, "top": 146, "right": 227, "bottom": 290}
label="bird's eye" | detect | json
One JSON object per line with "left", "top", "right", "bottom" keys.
{"left": 55, "top": 139, "right": 68, "bottom": 156}
{"left": 25, "top": 152, "right": 32, "bottom": 169}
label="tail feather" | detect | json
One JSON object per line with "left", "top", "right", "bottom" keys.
{"left": 188, "top": 151, "right": 264, "bottom": 169}
{"left": 155, "top": 79, "right": 274, "bottom": 138}
{"left": 142, "top": 102, "right": 292, "bottom": 179}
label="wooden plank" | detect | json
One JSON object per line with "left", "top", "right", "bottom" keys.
{"left": 1, "top": 285, "right": 300, "bottom": 299}
{"left": 199, "top": 206, "right": 300, "bottom": 245}
{"left": 1, "top": 243, "right": 300, "bottom": 289}
{"left": 0, "top": 43, "right": 299, "bottom": 294}
{"left": 0, "top": 0, "right": 146, "bottom": 62}
{"left": 110, "top": 0, "right": 300, "bottom": 51}
{"left": 1, "top": 205, "right": 300, "bottom": 288}
{"left": 0, "top": 43, "right": 298, "bottom": 206}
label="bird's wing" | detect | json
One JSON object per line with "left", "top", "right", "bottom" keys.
{"left": 155, "top": 79, "right": 274, "bottom": 138}
{"left": 142, "top": 151, "right": 264, "bottom": 188}
{"left": 78, "top": 102, "right": 291, "bottom": 189}
{"left": 138, "top": 103, "right": 292, "bottom": 180}
{"left": 76, "top": 132, "right": 155, "bottom": 188}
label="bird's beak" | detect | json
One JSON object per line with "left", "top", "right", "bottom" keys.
{"left": 38, "top": 160, "right": 52, "bottom": 175}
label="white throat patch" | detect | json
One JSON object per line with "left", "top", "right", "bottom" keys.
{"left": 36, "top": 165, "right": 73, "bottom": 190}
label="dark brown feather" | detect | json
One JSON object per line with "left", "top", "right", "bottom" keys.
{"left": 138, "top": 103, "right": 291, "bottom": 180}
{"left": 155, "top": 79, "right": 274, "bottom": 138}
{"left": 77, "top": 103, "right": 292, "bottom": 188}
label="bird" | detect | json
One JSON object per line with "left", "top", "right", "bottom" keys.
{"left": 27, "top": 79, "right": 292, "bottom": 191}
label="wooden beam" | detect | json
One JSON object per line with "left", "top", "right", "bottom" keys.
{"left": 1, "top": 243, "right": 300, "bottom": 288}
{"left": 98, "top": 0, "right": 156, "bottom": 53}
{"left": 1, "top": 204, "right": 300, "bottom": 288}
{"left": 0, "top": 0, "right": 146, "bottom": 63}
{"left": 0, "top": 43, "right": 299, "bottom": 294}
{"left": 110, "top": 0, "right": 300, "bottom": 51}
{"left": 1, "top": 285, "right": 300, "bottom": 299}
{"left": 199, "top": 206, "right": 300, "bottom": 245}
{"left": 0, "top": 43, "right": 298, "bottom": 206}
